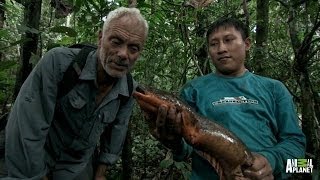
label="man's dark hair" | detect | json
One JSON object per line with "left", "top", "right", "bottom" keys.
{"left": 206, "top": 17, "right": 249, "bottom": 41}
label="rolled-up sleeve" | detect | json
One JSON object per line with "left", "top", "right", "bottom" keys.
{"left": 98, "top": 97, "right": 134, "bottom": 165}
{"left": 5, "top": 49, "right": 60, "bottom": 179}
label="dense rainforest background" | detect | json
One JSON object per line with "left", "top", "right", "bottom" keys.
{"left": 0, "top": 0, "right": 319, "bottom": 179}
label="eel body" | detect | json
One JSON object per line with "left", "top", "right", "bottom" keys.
{"left": 133, "top": 86, "right": 254, "bottom": 180}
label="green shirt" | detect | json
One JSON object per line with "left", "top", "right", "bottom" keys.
{"left": 178, "top": 71, "right": 306, "bottom": 179}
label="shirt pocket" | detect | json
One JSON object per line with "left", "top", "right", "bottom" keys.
{"left": 69, "top": 93, "right": 87, "bottom": 109}
{"left": 94, "top": 111, "right": 114, "bottom": 137}
{"left": 88, "top": 101, "right": 119, "bottom": 145}
{"left": 100, "top": 100, "right": 119, "bottom": 123}
{"left": 59, "top": 89, "right": 90, "bottom": 137}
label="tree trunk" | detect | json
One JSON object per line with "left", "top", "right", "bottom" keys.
{"left": 128, "top": 0, "right": 137, "bottom": 7}
{"left": 288, "top": 0, "right": 320, "bottom": 176}
{"left": 253, "top": 0, "right": 269, "bottom": 75}
{"left": 13, "top": 0, "right": 42, "bottom": 99}
{"left": 293, "top": 68, "right": 318, "bottom": 179}
{"left": 0, "top": 0, "right": 5, "bottom": 61}
{"left": 242, "top": 0, "right": 251, "bottom": 71}
{"left": 196, "top": 12, "right": 210, "bottom": 76}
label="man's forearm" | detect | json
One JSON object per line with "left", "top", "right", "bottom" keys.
{"left": 95, "top": 164, "right": 107, "bottom": 178}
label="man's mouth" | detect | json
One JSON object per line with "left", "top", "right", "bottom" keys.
{"left": 111, "top": 61, "right": 129, "bottom": 70}
{"left": 218, "top": 56, "right": 231, "bottom": 61}
{"left": 114, "top": 62, "right": 128, "bottom": 68}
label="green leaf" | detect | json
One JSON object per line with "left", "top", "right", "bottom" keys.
{"left": 182, "top": 171, "right": 191, "bottom": 180}
{"left": 50, "top": 26, "right": 77, "bottom": 37}
{"left": 85, "top": 0, "right": 100, "bottom": 12}
{"left": 174, "top": 161, "right": 185, "bottom": 170}
{"left": 0, "top": 38, "right": 32, "bottom": 51}
{"left": 159, "top": 159, "right": 173, "bottom": 169}
{"left": 17, "top": 24, "right": 40, "bottom": 34}
{"left": 46, "top": 42, "right": 62, "bottom": 51}
{"left": 0, "top": 29, "right": 10, "bottom": 38}
{"left": 0, "top": 61, "right": 17, "bottom": 71}
{"left": 73, "top": 0, "right": 83, "bottom": 12}
{"left": 30, "top": 53, "right": 41, "bottom": 65}
{"left": 137, "top": 1, "right": 152, "bottom": 9}
{"left": 58, "top": 36, "right": 76, "bottom": 45}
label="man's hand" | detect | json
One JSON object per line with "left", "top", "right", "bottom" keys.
{"left": 243, "top": 153, "right": 274, "bottom": 180}
{"left": 95, "top": 176, "right": 107, "bottom": 180}
{"left": 152, "top": 105, "right": 183, "bottom": 151}
{"left": 95, "top": 164, "right": 107, "bottom": 180}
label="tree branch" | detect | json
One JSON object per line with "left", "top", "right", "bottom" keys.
{"left": 308, "top": 46, "right": 320, "bottom": 63}
{"left": 310, "top": 37, "right": 320, "bottom": 47}
{"left": 274, "top": 0, "right": 288, "bottom": 8}
{"left": 162, "top": 0, "right": 181, "bottom": 7}
{"left": 300, "top": 20, "right": 320, "bottom": 56}
{"left": 292, "top": 0, "right": 308, "bottom": 8}
{"left": 14, "top": 0, "right": 22, "bottom": 4}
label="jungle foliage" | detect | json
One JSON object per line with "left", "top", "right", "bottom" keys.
{"left": 0, "top": 0, "right": 319, "bottom": 179}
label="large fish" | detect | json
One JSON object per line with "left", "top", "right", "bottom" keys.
{"left": 133, "top": 86, "right": 254, "bottom": 180}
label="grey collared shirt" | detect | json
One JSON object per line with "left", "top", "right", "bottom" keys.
{"left": 5, "top": 47, "right": 136, "bottom": 179}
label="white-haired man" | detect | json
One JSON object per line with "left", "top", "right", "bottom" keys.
{"left": 4, "top": 7, "right": 148, "bottom": 180}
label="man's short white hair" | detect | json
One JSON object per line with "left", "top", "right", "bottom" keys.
{"left": 102, "top": 7, "right": 149, "bottom": 38}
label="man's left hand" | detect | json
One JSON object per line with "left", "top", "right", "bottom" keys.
{"left": 95, "top": 164, "right": 107, "bottom": 180}
{"left": 243, "top": 153, "right": 274, "bottom": 180}
{"left": 95, "top": 176, "right": 106, "bottom": 180}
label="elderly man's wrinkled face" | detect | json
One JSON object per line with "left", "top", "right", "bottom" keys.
{"left": 98, "top": 16, "right": 146, "bottom": 78}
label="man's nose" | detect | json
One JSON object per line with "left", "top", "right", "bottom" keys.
{"left": 217, "top": 42, "right": 227, "bottom": 53}
{"left": 117, "top": 46, "right": 129, "bottom": 60}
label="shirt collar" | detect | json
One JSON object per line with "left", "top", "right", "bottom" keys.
{"left": 112, "top": 73, "right": 130, "bottom": 97}
{"left": 79, "top": 50, "right": 97, "bottom": 81}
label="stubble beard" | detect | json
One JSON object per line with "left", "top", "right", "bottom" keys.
{"left": 99, "top": 49, "right": 128, "bottom": 78}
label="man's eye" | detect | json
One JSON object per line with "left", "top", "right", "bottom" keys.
{"left": 210, "top": 43, "right": 218, "bottom": 47}
{"left": 129, "top": 46, "right": 140, "bottom": 53}
{"left": 111, "top": 39, "right": 121, "bottom": 45}
{"left": 225, "top": 38, "right": 234, "bottom": 43}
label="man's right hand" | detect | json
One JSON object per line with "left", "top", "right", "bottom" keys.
{"left": 152, "top": 105, "right": 183, "bottom": 152}
{"left": 243, "top": 153, "right": 274, "bottom": 180}
{"left": 95, "top": 164, "right": 107, "bottom": 180}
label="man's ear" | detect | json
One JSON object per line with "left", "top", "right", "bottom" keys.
{"left": 98, "top": 30, "right": 103, "bottom": 46}
{"left": 245, "top": 37, "right": 251, "bottom": 51}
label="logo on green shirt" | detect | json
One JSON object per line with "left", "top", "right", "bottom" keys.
{"left": 212, "top": 96, "right": 258, "bottom": 106}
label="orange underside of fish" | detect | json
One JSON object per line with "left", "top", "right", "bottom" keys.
{"left": 133, "top": 88, "right": 254, "bottom": 180}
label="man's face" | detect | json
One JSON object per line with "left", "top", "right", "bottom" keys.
{"left": 208, "top": 26, "right": 250, "bottom": 76}
{"left": 98, "top": 16, "right": 146, "bottom": 78}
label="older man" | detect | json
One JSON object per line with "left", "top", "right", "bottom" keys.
{"left": 4, "top": 7, "right": 148, "bottom": 180}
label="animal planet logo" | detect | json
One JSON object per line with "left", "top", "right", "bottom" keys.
{"left": 286, "top": 159, "right": 313, "bottom": 173}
